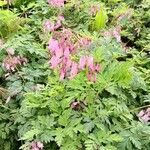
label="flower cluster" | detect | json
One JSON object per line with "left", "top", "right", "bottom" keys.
{"left": 48, "top": 29, "right": 100, "bottom": 81}
{"left": 79, "top": 56, "right": 100, "bottom": 82}
{"left": 2, "top": 48, "right": 27, "bottom": 72}
{"left": 31, "top": 141, "right": 43, "bottom": 150}
{"left": 44, "top": 16, "right": 64, "bottom": 32}
{"left": 117, "top": 9, "right": 132, "bottom": 22}
{"left": 138, "top": 108, "right": 150, "bottom": 123}
{"left": 103, "top": 26, "right": 121, "bottom": 43}
{"left": 89, "top": 5, "right": 100, "bottom": 16}
{"left": 48, "top": 0, "right": 66, "bottom": 8}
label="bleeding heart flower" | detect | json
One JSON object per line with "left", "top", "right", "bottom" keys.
{"left": 138, "top": 108, "right": 150, "bottom": 123}
{"left": 50, "top": 56, "right": 61, "bottom": 69}
{"left": 44, "top": 20, "right": 55, "bottom": 32}
{"left": 64, "top": 47, "right": 70, "bottom": 58}
{"left": 70, "top": 101, "right": 80, "bottom": 110}
{"left": 141, "top": 114, "right": 150, "bottom": 123}
{"left": 48, "top": 38, "right": 60, "bottom": 53}
{"left": 69, "top": 62, "right": 78, "bottom": 79}
{"left": 48, "top": 0, "right": 66, "bottom": 8}
{"left": 6, "top": 48, "right": 15, "bottom": 55}
{"left": 87, "top": 56, "right": 94, "bottom": 71}
{"left": 138, "top": 110, "right": 145, "bottom": 117}
{"left": 78, "top": 56, "right": 87, "bottom": 70}
{"left": 37, "top": 142, "right": 43, "bottom": 149}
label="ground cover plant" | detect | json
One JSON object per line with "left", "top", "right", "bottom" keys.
{"left": 0, "top": 0, "right": 150, "bottom": 150}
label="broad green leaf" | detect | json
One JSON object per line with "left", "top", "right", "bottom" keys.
{"left": 93, "top": 7, "right": 108, "bottom": 31}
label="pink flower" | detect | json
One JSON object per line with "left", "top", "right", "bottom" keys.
{"left": 31, "top": 141, "right": 43, "bottom": 150}
{"left": 95, "top": 64, "right": 101, "bottom": 72}
{"left": 113, "top": 28, "right": 121, "bottom": 42}
{"left": 48, "top": 0, "right": 65, "bottom": 8}
{"left": 78, "top": 56, "right": 87, "bottom": 70}
{"left": 138, "top": 108, "right": 150, "bottom": 123}
{"left": 87, "top": 56, "right": 94, "bottom": 71}
{"left": 87, "top": 73, "right": 97, "bottom": 82}
{"left": 6, "top": 48, "right": 15, "bottom": 55}
{"left": 94, "top": 75, "right": 97, "bottom": 82}
{"left": 69, "top": 62, "right": 78, "bottom": 79}
{"left": 2, "top": 56, "right": 27, "bottom": 72}
{"left": 141, "top": 114, "right": 150, "bottom": 123}
{"left": 54, "top": 15, "right": 64, "bottom": 30}
{"left": 54, "top": 20, "right": 62, "bottom": 30}
{"left": 89, "top": 5, "right": 100, "bottom": 16}
{"left": 60, "top": 68, "right": 65, "bottom": 80}
{"left": 50, "top": 56, "right": 61, "bottom": 69}
{"left": 44, "top": 16, "right": 64, "bottom": 32}
{"left": 37, "top": 142, "right": 43, "bottom": 149}
{"left": 48, "top": 38, "right": 61, "bottom": 55}
{"left": 47, "top": 28, "right": 100, "bottom": 81}
{"left": 103, "top": 31, "right": 112, "bottom": 37}
{"left": 64, "top": 47, "right": 70, "bottom": 58}
{"left": 70, "top": 101, "right": 80, "bottom": 110}
{"left": 146, "top": 108, "right": 150, "bottom": 116}
{"left": 58, "top": 15, "right": 64, "bottom": 21}
{"left": 44, "top": 20, "right": 55, "bottom": 32}
{"left": 87, "top": 73, "right": 92, "bottom": 81}
{"left": 138, "top": 110, "right": 145, "bottom": 117}
{"left": 79, "top": 38, "right": 91, "bottom": 47}
{"left": 65, "top": 58, "right": 72, "bottom": 69}
{"left": 103, "top": 26, "right": 121, "bottom": 43}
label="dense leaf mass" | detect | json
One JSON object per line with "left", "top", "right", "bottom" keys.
{"left": 0, "top": 0, "right": 150, "bottom": 150}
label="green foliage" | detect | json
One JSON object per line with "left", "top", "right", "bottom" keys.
{"left": 0, "top": 10, "right": 23, "bottom": 39}
{"left": 92, "top": 7, "right": 108, "bottom": 31}
{"left": 0, "top": 1, "right": 7, "bottom": 7}
{"left": 0, "top": 0, "right": 149, "bottom": 149}
{"left": 16, "top": 40, "right": 150, "bottom": 149}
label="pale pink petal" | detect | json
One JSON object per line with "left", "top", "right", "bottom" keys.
{"left": 87, "top": 73, "right": 92, "bottom": 81}
{"left": 37, "top": 142, "right": 43, "bottom": 149}
{"left": 58, "top": 15, "right": 64, "bottom": 21}
{"left": 89, "top": 5, "right": 100, "bottom": 16}
{"left": 138, "top": 110, "right": 145, "bottom": 117}
{"left": 69, "top": 62, "right": 78, "bottom": 79}
{"left": 141, "top": 114, "right": 150, "bottom": 123}
{"left": 48, "top": 38, "right": 60, "bottom": 53}
{"left": 146, "top": 108, "right": 150, "bottom": 113}
{"left": 31, "top": 142, "right": 37, "bottom": 148}
{"left": 6, "top": 48, "right": 15, "bottom": 55}
{"left": 71, "top": 101, "right": 79, "bottom": 109}
{"left": 65, "top": 58, "right": 72, "bottom": 69}
{"left": 64, "top": 47, "right": 70, "bottom": 58}
{"left": 55, "top": 47, "right": 63, "bottom": 58}
{"left": 50, "top": 56, "right": 61, "bottom": 69}
{"left": 87, "top": 56, "right": 94, "bottom": 71}
{"left": 48, "top": 0, "right": 65, "bottom": 7}
{"left": 44, "top": 20, "right": 55, "bottom": 32}
{"left": 80, "top": 38, "right": 91, "bottom": 47}
{"left": 78, "top": 56, "right": 87, "bottom": 70}
{"left": 113, "top": 26, "right": 121, "bottom": 42}
{"left": 54, "top": 20, "right": 62, "bottom": 30}
{"left": 93, "top": 74, "right": 97, "bottom": 83}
